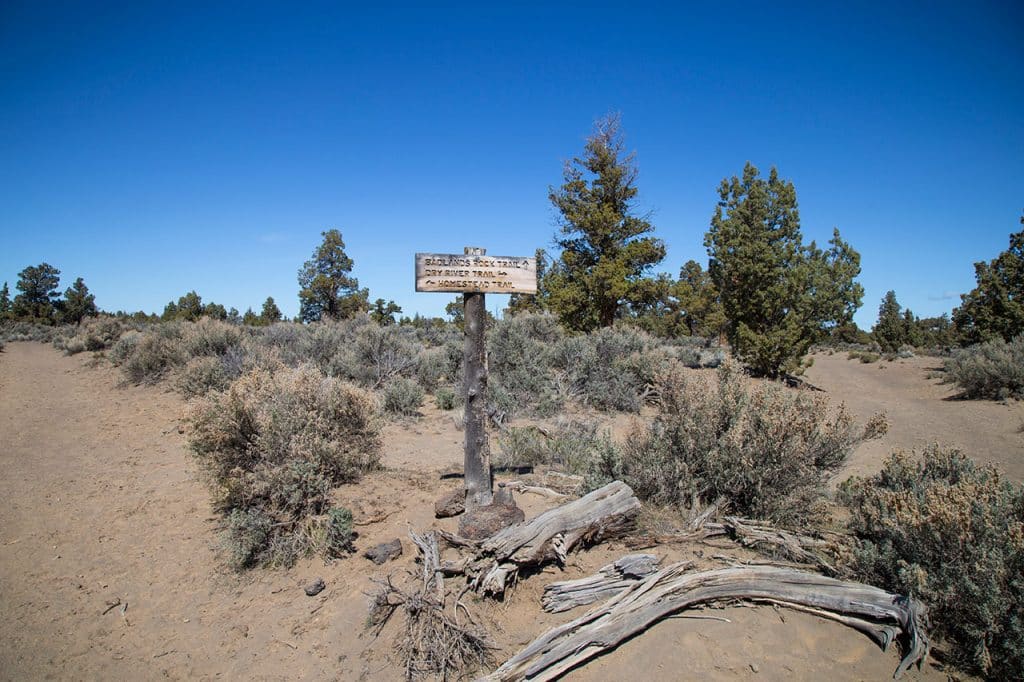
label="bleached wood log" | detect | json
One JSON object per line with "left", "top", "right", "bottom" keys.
{"left": 723, "top": 517, "right": 842, "bottom": 574}
{"left": 541, "top": 553, "right": 663, "bottom": 613}
{"left": 481, "top": 564, "right": 929, "bottom": 682}
{"left": 449, "top": 481, "right": 641, "bottom": 596}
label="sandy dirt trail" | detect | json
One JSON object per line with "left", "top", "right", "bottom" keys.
{"left": 0, "top": 343, "right": 955, "bottom": 681}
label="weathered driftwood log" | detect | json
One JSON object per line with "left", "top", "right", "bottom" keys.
{"left": 481, "top": 564, "right": 929, "bottom": 682}
{"left": 541, "top": 553, "right": 662, "bottom": 613}
{"left": 723, "top": 516, "right": 843, "bottom": 575}
{"left": 442, "top": 481, "right": 641, "bottom": 597}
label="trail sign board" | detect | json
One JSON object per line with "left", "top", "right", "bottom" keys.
{"left": 415, "top": 252, "right": 537, "bottom": 294}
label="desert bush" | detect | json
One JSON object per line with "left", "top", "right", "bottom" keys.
{"left": 415, "top": 346, "right": 449, "bottom": 392}
{"left": 597, "top": 360, "right": 886, "bottom": 525}
{"left": 488, "top": 313, "right": 564, "bottom": 416}
{"left": 60, "top": 317, "right": 128, "bottom": 355}
{"left": 182, "top": 317, "right": 243, "bottom": 358}
{"left": 848, "top": 350, "right": 880, "bottom": 364}
{"left": 942, "top": 336, "right": 1024, "bottom": 400}
{"left": 1, "top": 321, "right": 59, "bottom": 342}
{"left": 354, "top": 324, "right": 422, "bottom": 388}
{"left": 176, "top": 356, "right": 231, "bottom": 398}
{"left": 108, "top": 330, "right": 142, "bottom": 366}
{"left": 383, "top": 376, "right": 424, "bottom": 416}
{"left": 434, "top": 386, "right": 458, "bottom": 410}
{"left": 552, "top": 326, "right": 653, "bottom": 412}
{"left": 120, "top": 330, "right": 186, "bottom": 384}
{"left": 188, "top": 365, "right": 381, "bottom": 569}
{"left": 840, "top": 446, "right": 1024, "bottom": 679}
{"left": 496, "top": 417, "right": 618, "bottom": 476}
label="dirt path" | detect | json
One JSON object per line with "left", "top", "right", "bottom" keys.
{"left": 0, "top": 343, "right": 953, "bottom": 680}
{"left": 805, "top": 352, "right": 1024, "bottom": 481}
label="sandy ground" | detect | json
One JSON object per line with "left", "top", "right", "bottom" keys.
{"left": 1, "top": 342, "right": 995, "bottom": 680}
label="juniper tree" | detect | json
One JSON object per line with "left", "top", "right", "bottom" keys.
{"left": 13, "top": 262, "right": 61, "bottom": 323}
{"left": 873, "top": 290, "right": 906, "bottom": 352}
{"left": 62, "top": 277, "right": 97, "bottom": 325}
{"left": 673, "top": 260, "right": 726, "bottom": 338}
{"left": 0, "top": 282, "right": 11, "bottom": 320}
{"left": 545, "top": 115, "right": 665, "bottom": 331}
{"left": 705, "top": 163, "right": 863, "bottom": 375}
{"left": 297, "top": 229, "right": 369, "bottom": 322}
{"left": 260, "top": 296, "right": 282, "bottom": 324}
{"left": 953, "top": 214, "right": 1024, "bottom": 344}
{"left": 507, "top": 248, "right": 550, "bottom": 316}
{"left": 370, "top": 298, "right": 401, "bottom": 326}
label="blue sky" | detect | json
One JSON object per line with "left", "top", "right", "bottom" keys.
{"left": 2, "top": 1, "right": 1021, "bottom": 329}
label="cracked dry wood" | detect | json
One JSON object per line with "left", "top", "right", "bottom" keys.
{"left": 442, "top": 481, "right": 641, "bottom": 597}
{"left": 480, "top": 564, "right": 929, "bottom": 682}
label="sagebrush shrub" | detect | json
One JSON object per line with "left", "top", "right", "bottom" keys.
{"left": 487, "top": 314, "right": 564, "bottom": 416}
{"left": 182, "top": 317, "right": 243, "bottom": 358}
{"left": 188, "top": 365, "right": 381, "bottom": 568}
{"left": 598, "top": 360, "right": 886, "bottom": 525}
{"left": 840, "top": 446, "right": 1024, "bottom": 679}
{"left": 107, "top": 330, "right": 141, "bottom": 366}
{"left": 382, "top": 376, "right": 424, "bottom": 416}
{"left": 434, "top": 386, "right": 458, "bottom": 410}
{"left": 121, "top": 331, "right": 185, "bottom": 384}
{"left": 552, "top": 326, "right": 654, "bottom": 412}
{"left": 176, "top": 356, "right": 231, "bottom": 398}
{"left": 942, "top": 336, "right": 1024, "bottom": 400}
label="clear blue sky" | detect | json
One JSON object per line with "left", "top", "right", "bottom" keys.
{"left": 2, "top": 1, "right": 1022, "bottom": 329}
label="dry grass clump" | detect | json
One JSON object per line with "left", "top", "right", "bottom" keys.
{"left": 840, "top": 446, "right": 1024, "bottom": 679}
{"left": 942, "top": 335, "right": 1024, "bottom": 400}
{"left": 187, "top": 364, "right": 382, "bottom": 569}
{"left": 589, "top": 360, "right": 886, "bottom": 525}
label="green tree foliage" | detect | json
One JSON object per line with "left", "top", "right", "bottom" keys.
{"left": 705, "top": 163, "right": 864, "bottom": 375}
{"left": 507, "top": 248, "right": 550, "bottom": 316}
{"left": 953, "top": 214, "right": 1024, "bottom": 345}
{"left": 260, "top": 296, "right": 282, "bottom": 325}
{"left": 62, "top": 277, "right": 98, "bottom": 325}
{"left": 915, "top": 313, "right": 955, "bottom": 347}
{"left": 672, "top": 260, "right": 726, "bottom": 338}
{"left": 0, "top": 282, "right": 11, "bottom": 320}
{"left": 297, "top": 229, "right": 369, "bottom": 322}
{"left": 545, "top": 115, "right": 666, "bottom": 331}
{"left": 872, "top": 290, "right": 907, "bottom": 352}
{"left": 161, "top": 291, "right": 227, "bottom": 321}
{"left": 13, "top": 262, "right": 61, "bottom": 323}
{"left": 369, "top": 298, "right": 401, "bottom": 326}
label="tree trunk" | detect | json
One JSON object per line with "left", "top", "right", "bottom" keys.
{"left": 463, "top": 291, "right": 492, "bottom": 507}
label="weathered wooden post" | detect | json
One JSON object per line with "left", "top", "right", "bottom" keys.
{"left": 415, "top": 247, "right": 537, "bottom": 508}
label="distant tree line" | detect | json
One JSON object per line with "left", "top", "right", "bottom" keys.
{"left": 5, "top": 115, "right": 1019, "bottom": 376}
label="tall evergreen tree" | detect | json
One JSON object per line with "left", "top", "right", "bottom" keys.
{"left": 953, "top": 214, "right": 1024, "bottom": 344}
{"left": 873, "top": 290, "right": 906, "bottom": 352}
{"left": 705, "top": 163, "right": 863, "bottom": 375}
{"left": 672, "top": 260, "right": 726, "bottom": 338}
{"left": 13, "top": 262, "right": 61, "bottom": 323}
{"left": 0, "top": 282, "right": 11, "bottom": 319}
{"left": 260, "top": 296, "right": 282, "bottom": 324}
{"left": 297, "top": 229, "right": 369, "bottom": 322}
{"left": 62, "top": 277, "right": 98, "bottom": 325}
{"left": 544, "top": 115, "right": 665, "bottom": 331}
{"left": 370, "top": 298, "right": 401, "bottom": 326}
{"left": 507, "top": 248, "right": 550, "bottom": 316}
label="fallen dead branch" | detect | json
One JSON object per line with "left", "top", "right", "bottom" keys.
{"left": 542, "top": 553, "right": 663, "bottom": 613}
{"left": 368, "top": 530, "right": 495, "bottom": 680}
{"left": 482, "top": 564, "right": 929, "bottom": 681}
{"left": 722, "top": 516, "right": 843, "bottom": 575}
{"left": 441, "top": 481, "right": 641, "bottom": 597}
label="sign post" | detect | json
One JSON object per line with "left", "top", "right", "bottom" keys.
{"left": 415, "top": 247, "right": 537, "bottom": 508}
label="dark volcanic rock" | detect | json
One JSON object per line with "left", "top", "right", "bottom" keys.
{"left": 434, "top": 488, "right": 467, "bottom": 518}
{"left": 364, "top": 538, "right": 403, "bottom": 565}
{"left": 458, "top": 498, "right": 525, "bottom": 540}
{"left": 304, "top": 578, "right": 326, "bottom": 596}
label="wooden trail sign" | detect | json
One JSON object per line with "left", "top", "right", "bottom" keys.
{"left": 415, "top": 252, "right": 537, "bottom": 294}
{"left": 415, "top": 247, "right": 537, "bottom": 508}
